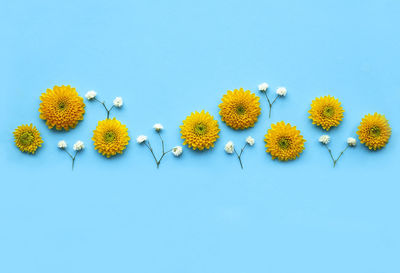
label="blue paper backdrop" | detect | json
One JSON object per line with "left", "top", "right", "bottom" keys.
{"left": 1, "top": 0, "right": 399, "bottom": 272}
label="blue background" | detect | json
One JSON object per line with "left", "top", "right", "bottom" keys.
{"left": 1, "top": 0, "right": 399, "bottom": 272}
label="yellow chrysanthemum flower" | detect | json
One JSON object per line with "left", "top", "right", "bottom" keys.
{"left": 39, "top": 85, "right": 85, "bottom": 130}
{"left": 308, "top": 95, "right": 344, "bottom": 130}
{"left": 92, "top": 118, "right": 130, "bottom": 158}
{"left": 13, "top": 124, "right": 43, "bottom": 154}
{"left": 180, "top": 110, "right": 220, "bottom": 150}
{"left": 219, "top": 88, "right": 261, "bottom": 130}
{"left": 357, "top": 113, "right": 391, "bottom": 150}
{"left": 264, "top": 121, "right": 306, "bottom": 161}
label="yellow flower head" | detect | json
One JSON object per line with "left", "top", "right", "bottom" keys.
{"left": 308, "top": 95, "right": 344, "bottom": 130}
{"left": 357, "top": 113, "right": 391, "bottom": 150}
{"left": 39, "top": 85, "right": 85, "bottom": 130}
{"left": 92, "top": 118, "right": 130, "bottom": 158}
{"left": 13, "top": 124, "right": 43, "bottom": 154}
{"left": 264, "top": 121, "right": 306, "bottom": 161}
{"left": 219, "top": 88, "right": 261, "bottom": 130}
{"left": 180, "top": 110, "right": 220, "bottom": 150}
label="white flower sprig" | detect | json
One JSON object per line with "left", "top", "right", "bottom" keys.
{"left": 224, "top": 136, "right": 255, "bottom": 169}
{"left": 58, "top": 140, "right": 84, "bottom": 170}
{"left": 85, "top": 90, "right": 123, "bottom": 119}
{"left": 319, "top": 135, "right": 356, "bottom": 167}
{"left": 137, "top": 123, "right": 182, "bottom": 168}
{"left": 258, "top": 82, "right": 287, "bottom": 118}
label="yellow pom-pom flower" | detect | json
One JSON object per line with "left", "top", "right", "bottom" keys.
{"left": 39, "top": 85, "right": 85, "bottom": 130}
{"left": 219, "top": 88, "right": 261, "bottom": 130}
{"left": 92, "top": 118, "right": 130, "bottom": 158}
{"left": 180, "top": 110, "right": 220, "bottom": 150}
{"left": 308, "top": 95, "right": 344, "bottom": 130}
{"left": 13, "top": 124, "right": 43, "bottom": 154}
{"left": 357, "top": 113, "right": 391, "bottom": 150}
{"left": 264, "top": 121, "right": 306, "bottom": 161}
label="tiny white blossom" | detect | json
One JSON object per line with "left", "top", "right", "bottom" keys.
{"left": 347, "top": 137, "right": 357, "bottom": 147}
{"left": 258, "top": 82, "right": 269, "bottom": 92}
{"left": 113, "top": 97, "right": 123, "bottom": 107}
{"left": 319, "top": 135, "right": 330, "bottom": 145}
{"left": 73, "top": 140, "right": 84, "bottom": 151}
{"left": 136, "top": 135, "right": 148, "bottom": 144}
{"left": 153, "top": 123, "right": 164, "bottom": 132}
{"left": 172, "top": 146, "right": 183, "bottom": 157}
{"left": 224, "top": 141, "right": 235, "bottom": 154}
{"left": 276, "top": 87, "right": 287, "bottom": 96}
{"left": 246, "top": 136, "right": 255, "bottom": 146}
{"left": 85, "top": 90, "right": 97, "bottom": 100}
{"left": 58, "top": 140, "right": 67, "bottom": 149}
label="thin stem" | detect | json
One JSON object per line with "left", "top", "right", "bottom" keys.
{"left": 144, "top": 141, "right": 159, "bottom": 166}
{"left": 94, "top": 98, "right": 113, "bottom": 119}
{"left": 334, "top": 146, "right": 348, "bottom": 167}
{"left": 157, "top": 131, "right": 165, "bottom": 154}
{"left": 234, "top": 149, "right": 244, "bottom": 169}
{"left": 265, "top": 93, "right": 279, "bottom": 118}
{"left": 325, "top": 146, "right": 336, "bottom": 167}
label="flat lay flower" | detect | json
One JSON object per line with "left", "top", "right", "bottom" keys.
{"left": 39, "top": 85, "right": 85, "bottom": 130}
{"left": 264, "top": 121, "right": 306, "bottom": 161}
{"left": 258, "top": 82, "right": 269, "bottom": 92}
{"left": 153, "top": 123, "right": 164, "bottom": 132}
{"left": 356, "top": 113, "right": 391, "bottom": 150}
{"left": 309, "top": 95, "right": 344, "bottom": 131}
{"left": 224, "top": 141, "right": 235, "bottom": 154}
{"left": 13, "top": 124, "right": 43, "bottom": 154}
{"left": 85, "top": 90, "right": 97, "bottom": 100}
{"left": 113, "top": 97, "right": 123, "bottom": 108}
{"left": 58, "top": 140, "right": 67, "bottom": 149}
{"left": 246, "top": 136, "right": 255, "bottom": 146}
{"left": 172, "top": 146, "right": 183, "bottom": 157}
{"left": 137, "top": 135, "right": 148, "bottom": 144}
{"left": 180, "top": 110, "right": 220, "bottom": 150}
{"left": 219, "top": 88, "right": 261, "bottom": 130}
{"left": 276, "top": 87, "right": 287, "bottom": 96}
{"left": 319, "top": 135, "right": 330, "bottom": 145}
{"left": 73, "top": 140, "right": 85, "bottom": 151}
{"left": 139, "top": 124, "right": 182, "bottom": 168}
{"left": 347, "top": 137, "right": 357, "bottom": 147}
{"left": 58, "top": 140, "right": 84, "bottom": 170}
{"left": 92, "top": 118, "right": 130, "bottom": 158}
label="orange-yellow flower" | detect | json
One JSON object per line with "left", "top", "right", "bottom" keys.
{"left": 39, "top": 85, "right": 85, "bottom": 130}
{"left": 357, "top": 113, "right": 391, "bottom": 150}
{"left": 13, "top": 124, "right": 43, "bottom": 154}
{"left": 219, "top": 88, "right": 261, "bottom": 130}
{"left": 180, "top": 110, "right": 220, "bottom": 150}
{"left": 308, "top": 95, "right": 344, "bottom": 130}
{"left": 264, "top": 121, "right": 306, "bottom": 161}
{"left": 92, "top": 118, "right": 130, "bottom": 158}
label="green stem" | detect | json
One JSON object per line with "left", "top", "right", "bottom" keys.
{"left": 94, "top": 98, "right": 113, "bottom": 119}
{"left": 234, "top": 149, "right": 244, "bottom": 169}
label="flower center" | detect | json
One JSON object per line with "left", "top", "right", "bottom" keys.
{"left": 236, "top": 104, "right": 246, "bottom": 115}
{"left": 104, "top": 131, "right": 116, "bottom": 143}
{"left": 369, "top": 126, "right": 381, "bottom": 137}
{"left": 322, "top": 105, "right": 335, "bottom": 118}
{"left": 57, "top": 99, "right": 68, "bottom": 111}
{"left": 194, "top": 123, "right": 207, "bottom": 136}
{"left": 19, "top": 131, "right": 34, "bottom": 146}
{"left": 278, "top": 137, "right": 290, "bottom": 149}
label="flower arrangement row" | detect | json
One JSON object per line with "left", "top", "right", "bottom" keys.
{"left": 13, "top": 84, "right": 391, "bottom": 170}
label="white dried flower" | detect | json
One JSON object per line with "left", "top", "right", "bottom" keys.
{"left": 276, "top": 87, "right": 287, "bottom": 96}
{"left": 73, "top": 140, "right": 84, "bottom": 151}
{"left": 246, "top": 136, "right": 255, "bottom": 146}
{"left": 153, "top": 123, "right": 164, "bottom": 132}
{"left": 172, "top": 146, "right": 183, "bottom": 157}
{"left": 113, "top": 97, "right": 123, "bottom": 107}
{"left": 58, "top": 140, "right": 67, "bottom": 149}
{"left": 85, "top": 90, "right": 97, "bottom": 100}
{"left": 319, "top": 135, "right": 330, "bottom": 145}
{"left": 224, "top": 141, "right": 235, "bottom": 154}
{"left": 136, "top": 135, "right": 148, "bottom": 144}
{"left": 258, "top": 82, "right": 269, "bottom": 92}
{"left": 347, "top": 137, "right": 357, "bottom": 147}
